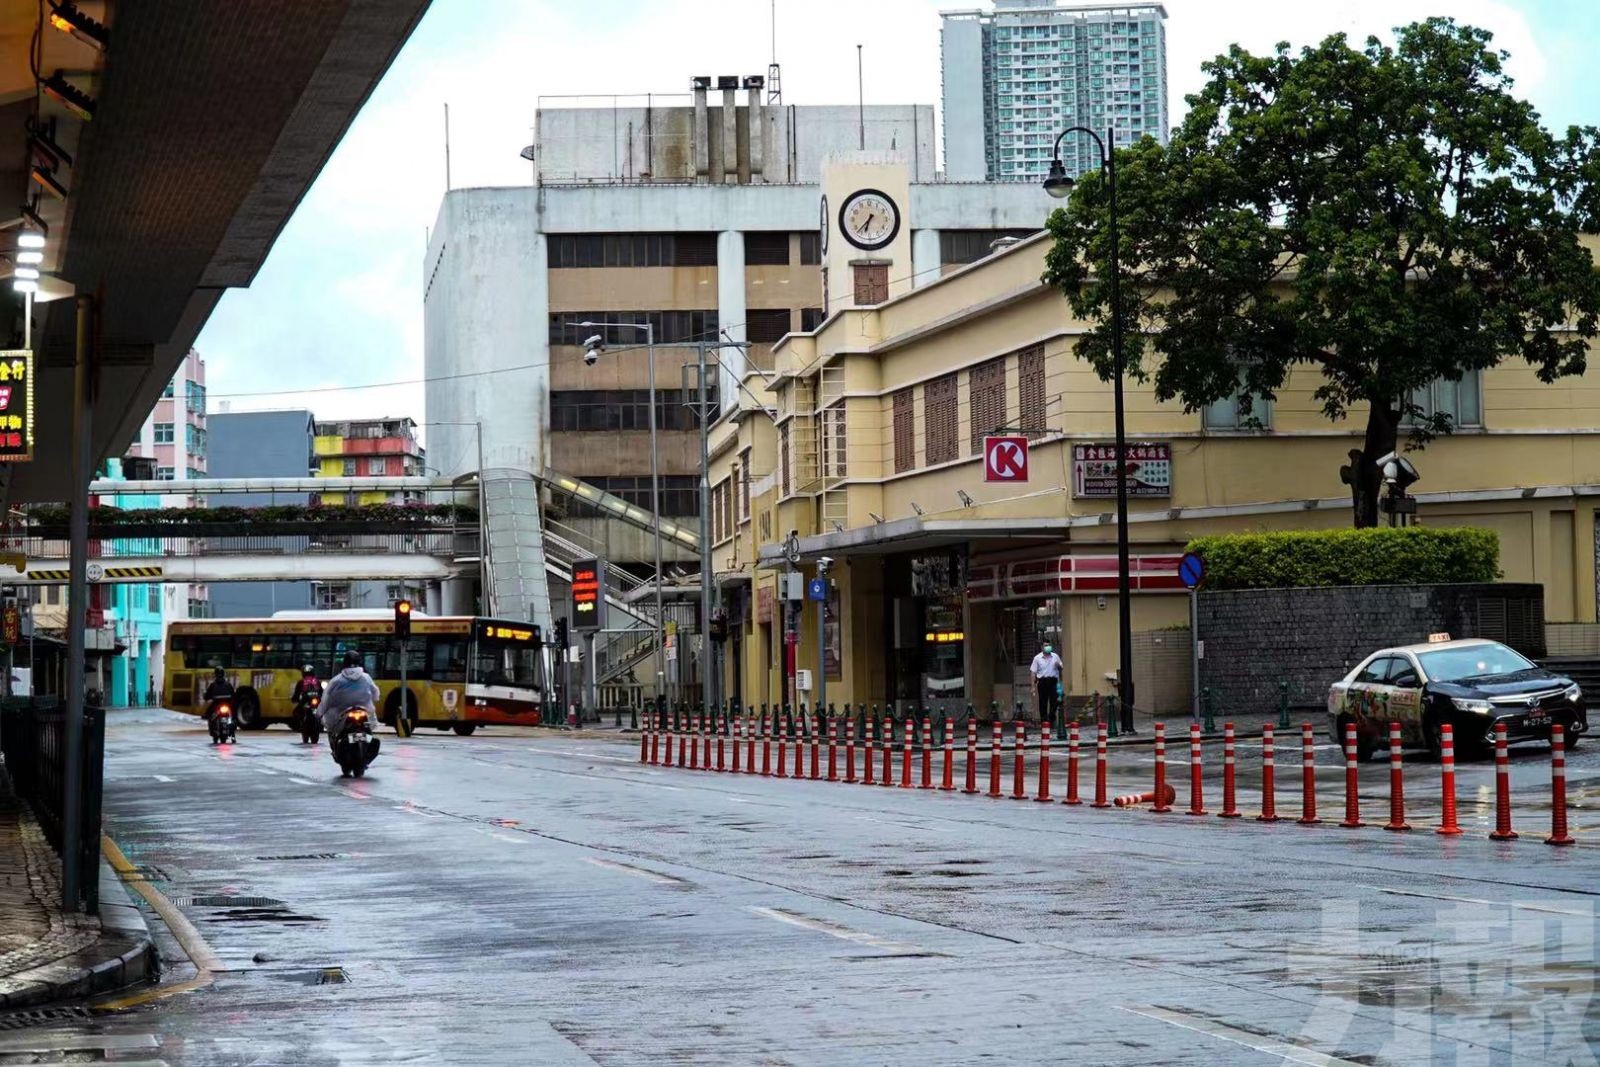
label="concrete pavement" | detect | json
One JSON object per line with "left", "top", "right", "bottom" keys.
{"left": 20, "top": 706, "right": 1598, "bottom": 1064}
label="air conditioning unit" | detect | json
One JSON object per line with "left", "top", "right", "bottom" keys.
{"left": 796, "top": 668, "right": 813, "bottom": 692}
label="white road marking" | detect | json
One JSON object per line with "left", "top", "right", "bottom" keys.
{"left": 289, "top": 778, "right": 315, "bottom": 785}
{"left": 746, "top": 906, "right": 923, "bottom": 954}
{"left": 0, "top": 1032, "right": 160, "bottom": 1054}
{"left": 584, "top": 858, "right": 684, "bottom": 885}
{"left": 1117, "top": 1004, "right": 1367, "bottom": 1066}
{"left": 257, "top": 768, "right": 278, "bottom": 775}
{"left": 154, "top": 774, "right": 176, "bottom": 783}
{"left": 1368, "top": 885, "right": 1592, "bottom": 917}
{"left": 486, "top": 832, "right": 526, "bottom": 845}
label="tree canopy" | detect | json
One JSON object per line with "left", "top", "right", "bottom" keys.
{"left": 1043, "top": 18, "right": 1600, "bottom": 526}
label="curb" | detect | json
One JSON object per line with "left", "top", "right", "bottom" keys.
{"left": 0, "top": 858, "right": 157, "bottom": 1011}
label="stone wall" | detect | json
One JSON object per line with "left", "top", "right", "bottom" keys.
{"left": 1197, "top": 583, "right": 1545, "bottom": 715}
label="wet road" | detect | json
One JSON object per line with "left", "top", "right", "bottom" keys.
{"left": 21, "top": 708, "right": 1600, "bottom": 1065}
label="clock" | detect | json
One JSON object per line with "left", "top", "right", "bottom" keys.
{"left": 839, "top": 188, "right": 900, "bottom": 251}
{"left": 819, "top": 194, "right": 829, "bottom": 256}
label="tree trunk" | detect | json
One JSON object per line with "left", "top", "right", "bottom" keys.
{"left": 1352, "top": 402, "right": 1401, "bottom": 528}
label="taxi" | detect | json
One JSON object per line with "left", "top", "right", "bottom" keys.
{"left": 1326, "top": 635, "right": 1586, "bottom": 761}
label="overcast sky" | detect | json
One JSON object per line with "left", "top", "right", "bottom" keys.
{"left": 196, "top": 0, "right": 1594, "bottom": 441}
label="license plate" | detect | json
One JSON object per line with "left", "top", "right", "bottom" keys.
{"left": 1526, "top": 712, "right": 1551, "bottom": 728}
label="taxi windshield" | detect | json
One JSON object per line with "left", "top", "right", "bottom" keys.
{"left": 1418, "top": 644, "right": 1535, "bottom": 683}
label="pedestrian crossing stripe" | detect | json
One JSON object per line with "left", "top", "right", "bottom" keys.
{"left": 19, "top": 565, "right": 163, "bottom": 581}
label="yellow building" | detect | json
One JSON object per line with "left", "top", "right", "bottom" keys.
{"left": 705, "top": 156, "right": 1600, "bottom": 718}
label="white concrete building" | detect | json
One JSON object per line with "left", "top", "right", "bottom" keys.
{"left": 941, "top": 0, "right": 1169, "bottom": 181}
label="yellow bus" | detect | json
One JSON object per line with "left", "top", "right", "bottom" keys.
{"left": 163, "top": 611, "right": 546, "bottom": 735}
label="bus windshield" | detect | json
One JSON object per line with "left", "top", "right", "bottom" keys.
{"left": 471, "top": 639, "right": 540, "bottom": 690}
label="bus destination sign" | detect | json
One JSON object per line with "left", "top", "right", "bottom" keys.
{"left": 572, "top": 558, "right": 607, "bottom": 632}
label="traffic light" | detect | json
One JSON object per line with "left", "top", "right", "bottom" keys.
{"left": 554, "top": 617, "right": 569, "bottom": 649}
{"left": 393, "top": 598, "right": 412, "bottom": 639}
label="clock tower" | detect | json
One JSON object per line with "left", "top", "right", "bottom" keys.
{"left": 819, "top": 154, "right": 912, "bottom": 315}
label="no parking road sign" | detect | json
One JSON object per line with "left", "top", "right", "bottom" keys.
{"left": 983, "top": 435, "right": 1029, "bottom": 483}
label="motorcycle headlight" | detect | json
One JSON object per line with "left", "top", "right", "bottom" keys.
{"left": 1451, "top": 697, "right": 1494, "bottom": 714}
{"left": 1564, "top": 684, "right": 1582, "bottom": 703}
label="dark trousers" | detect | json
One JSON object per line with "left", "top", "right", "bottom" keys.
{"left": 1036, "top": 677, "right": 1060, "bottom": 723}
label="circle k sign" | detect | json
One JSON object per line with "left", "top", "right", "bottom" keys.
{"left": 983, "top": 436, "right": 1029, "bottom": 483}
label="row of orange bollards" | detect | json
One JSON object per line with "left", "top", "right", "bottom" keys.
{"left": 639, "top": 709, "right": 1579, "bottom": 845}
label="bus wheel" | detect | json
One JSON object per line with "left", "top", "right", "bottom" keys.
{"left": 452, "top": 724, "right": 477, "bottom": 737}
{"left": 236, "top": 690, "right": 265, "bottom": 730}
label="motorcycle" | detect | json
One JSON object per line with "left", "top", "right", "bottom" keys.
{"left": 332, "top": 707, "right": 380, "bottom": 778}
{"left": 207, "top": 699, "right": 237, "bottom": 745}
{"left": 296, "top": 693, "right": 323, "bottom": 745}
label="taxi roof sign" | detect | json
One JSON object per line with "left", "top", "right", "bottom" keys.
{"left": 1427, "top": 632, "right": 1452, "bottom": 643}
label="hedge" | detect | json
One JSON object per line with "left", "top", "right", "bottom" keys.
{"left": 1183, "top": 527, "right": 1500, "bottom": 590}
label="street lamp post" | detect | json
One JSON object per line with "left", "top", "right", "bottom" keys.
{"left": 578, "top": 321, "right": 667, "bottom": 710}
{"left": 1045, "top": 125, "right": 1135, "bottom": 728}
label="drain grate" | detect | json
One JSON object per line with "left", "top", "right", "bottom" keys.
{"left": 254, "top": 853, "right": 343, "bottom": 862}
{"left": 172, "top": 895, "right": 283, "bottom": 908}
{"left": 318, "top": 967, "right": 349, "bottom": 985}
{"left": 0, "top": 1005, "right": 94, "bottom": 1031}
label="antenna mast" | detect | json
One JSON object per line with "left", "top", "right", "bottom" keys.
{"left": 766, "top": 0, "right": 782, "bottom": 104}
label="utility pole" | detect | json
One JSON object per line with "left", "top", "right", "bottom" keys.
{"left": 62, "top": 294, "right": 94, "bottom": 912}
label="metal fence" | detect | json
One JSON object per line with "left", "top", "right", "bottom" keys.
{"left": 0, "top": 698, "right": 103, "bottom": 912}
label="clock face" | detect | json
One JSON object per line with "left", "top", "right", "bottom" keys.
{"left": 839, "top": 188, "right": 900, "bottom": 251}
{"left": 819, "top": 194, "right": 829, "bottom": 256}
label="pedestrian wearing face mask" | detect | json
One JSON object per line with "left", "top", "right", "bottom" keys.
{"left": 1030, "top": 641, "right": 1065, "bottom": 724}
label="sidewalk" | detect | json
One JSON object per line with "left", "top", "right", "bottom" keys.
{"left": 0, "top": 772, "right": 156, "bottom": 1010}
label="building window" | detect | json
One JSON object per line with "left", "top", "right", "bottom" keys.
{"left": 580, "top": 476, "right": 700, "bottom": 516}
{"left": 315, "top": 584, "right": 350, "bottom": 610}
{"left": 737, "top": 449, "right": 751, "bottom": 520}
{"left": 185, "top": 380, "right": 206, "bottom": 415}
{"left": 798, "top": 232, "right": 822, "bottom": 266}
{"left": 153, "top": 423, "right": 174, "bottom": 444}
{"left": 829, "top": 407, "right": 847, "bottom": 478}
{"left": 186, "top": 425, "right": 206, "bottom": 456}
{"left": 852, "top": 263, "right": 889, "bottom": 306}
{"left": 800, "top": 307, "right": 824, "bottom": 332}
{"left": 369, "top": 457, "right": 389, "bottom": 475}
{"left": 925, "top": 375, "right": 958, "bottom": 465}
{"left": 549, "top": 389, "right": 715, "bottom": 433}
{"left": 342, "top": 459, "right": 357, "bottom": 476}
{"left": 1203, "top": 384, "right": 1273, "bottom": 430}
{"left": 185, "top": 466, "right": 205, "bottom": 479}
{"left": 893, "top": 388, "right": 915, "bottom": 474}
{"left": 938, "top": 229, "right": 1038, "bottom": 265}
{"left": 1408, "top": 371, "right": 1482, "bottom": 428}
{"left": 746, "top": 309, "right": 793, "bottom": 344}
{"left": 744, "top": 232, "right": 790, "bottom": 266}
{"left": 779, "top": 425, "right": 791, "bottom": 497}
{"left": 156, "top": 466, "right": 174, "bottom": 480}
{"left": 547, "top": 232, "right": 718, "bottom": 268}
{"left": 161, "top": 380, "right": 174, "bottom": 398}
{"left": 147, "top": 586, "right": 160, "bottom": 613}
{"left": 969, "top": 358, "right": 1008, "bottom": 453}
{"left": 1018, "top": 345, "right": 1046, "bottom": 434}
{"left": 549, "top": 310, "right": 718, "bottom": 346}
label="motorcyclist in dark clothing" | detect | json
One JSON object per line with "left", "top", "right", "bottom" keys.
{"left": 202, "top": 667, "right": 234, "bottom": 722}
{"left": 292, "top": 665, "right": 323, "bottom": 702}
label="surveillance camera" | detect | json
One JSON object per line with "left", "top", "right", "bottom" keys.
{"left": 581, "top": 334, "right": 603, "bottom": 350}
{"left": 583, "top": 348, "right": 599, "bottom": 367}
{"left": 817, "top": 556, "right": 834, "bottom": 572}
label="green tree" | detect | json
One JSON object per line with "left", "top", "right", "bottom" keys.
{"left": 1044, "top": 19, "right": 1600, "bottom": 527}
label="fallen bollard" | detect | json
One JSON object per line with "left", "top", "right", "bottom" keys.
{"left": 1114, "top": 783, "right": 1177, "bottom": 809}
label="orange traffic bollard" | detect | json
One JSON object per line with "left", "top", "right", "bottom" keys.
{"left": 1257, "top": 724, "right": 1279, "bottom": 822}
{"left": 1114, "top": 784, "right": 1177, "bottom": 808}
{"left": 881, "top": 715, "right": 895, "bottom": 787}
{"left": 1340, "top": 722, "right": 1363, "bottom": 828}
{"left": 1547, "top": 724, "right": 1575, "bottom": 846}
{"left": 940, "top": 717, "right": 956, "bottom": 791}
{"left": 648, "top": 710, "right": 660, "bottom": 766}
{"left": 731, "top": 714, "right": 743, "bottom": 774}
{"left": 901, "top": 719, "right": 915, "bottom": 789}
{"left": 862, "top": 715, "right": 877, "bottom": 786}
{"left": 920, "top": 716, "right": 934, "bottom": 789}
{"left": 776, "top": 713, "right": 789, "bottom": 778}
{"left": 1298, "top": 722, "right": 1319, "bottom": 825}
{"left": 745, "top": 710, "right": 758, "bottom": 775}
{"left": 844, "top": 714, "right": 857, "bottom": 783}
{"left": 1035, "top": 721, "right": 1053, "bottom": 802}
{"left": 962, "top": 718, "right": 979, "bottom": 795}
{"left": 640, "top": 715, "right": 650, "bottom": 763}
{"left": 1383, "top": 721, "right": 1409, "bottom": 831}
{"left": 1217, "top": 722, "right": 1240, "bottom": 818}
{"left": 1063, "top": 722, "right": 1082, "bottom": 806}
{"left": 987, "top": 721, "right": 1003, "bottom": 798}
{"left": 827, "top": 714, "right": 839, "bottom": 782}
{"left": 1436, "top": 722, "right": 1462, "bottom": 835}
{"left": 1151, "top": 723, "right": 1172, "bottom": 813}
{"left": 688, "top": 715, "right": 699, "bottom": 770}
{"left": 760, "top": 711, "right": 772, "bottom": 777}
{"left": 716, "top": 714, "right": 726, "bottom": 772}
{"left": 1489, "top": 722, "right": 1517, "bottom": 841}
{"left": 703, "top": 714, "right": 713, "bottom": 770}
{"left": 1186, "top": 722, "right": 1206, "bottom": 816}
{"left": 1091, "top": 722, "right": 1110, "bottom": 808}
{"left": 1012, "top": 721, "right": 1028, "bottom": 800}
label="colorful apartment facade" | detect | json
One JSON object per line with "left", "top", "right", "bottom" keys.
{"left": 311, "top": 416, "right": 426, "bottom": 611}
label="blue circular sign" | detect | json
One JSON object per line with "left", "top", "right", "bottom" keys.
{"left": 1178, "top": 552, "right": 1206, "bottom": 590}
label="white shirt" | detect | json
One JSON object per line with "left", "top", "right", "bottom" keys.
{"left": 1030, "top": 651, "right": 1063, "bottom": 680}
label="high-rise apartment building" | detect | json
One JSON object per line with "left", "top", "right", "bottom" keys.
{"left": 127, "top": 349, "right": 210, "bottom": 621}
{"left": 941, "top": 1, "right": 1169, "bottom": 182}
{"left": 311, "top": 416, "right": 427, "bottom": 612}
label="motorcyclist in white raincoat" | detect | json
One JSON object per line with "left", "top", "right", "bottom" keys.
{"left": 320, "top": 650, "right": 380, "bottom": 741}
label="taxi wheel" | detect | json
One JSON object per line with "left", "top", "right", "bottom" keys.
{"left": 1422, "top": 717, "right": 1444, "bottom": 762}
{"left": 452, "top": 724, "right": 477, "bottom": 737}
{"left": 1334, "top": 715, "right": 1376, "bottom": 762}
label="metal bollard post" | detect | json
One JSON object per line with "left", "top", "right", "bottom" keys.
{"left": 1276, "top": 681, "right": 1291, "bottom": 730}
{"left": 1106, "top": 695, "right": 1119, "bottom": 739}
{"left": 1202, "top": 687, "right": 1215, "bottom": 734}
